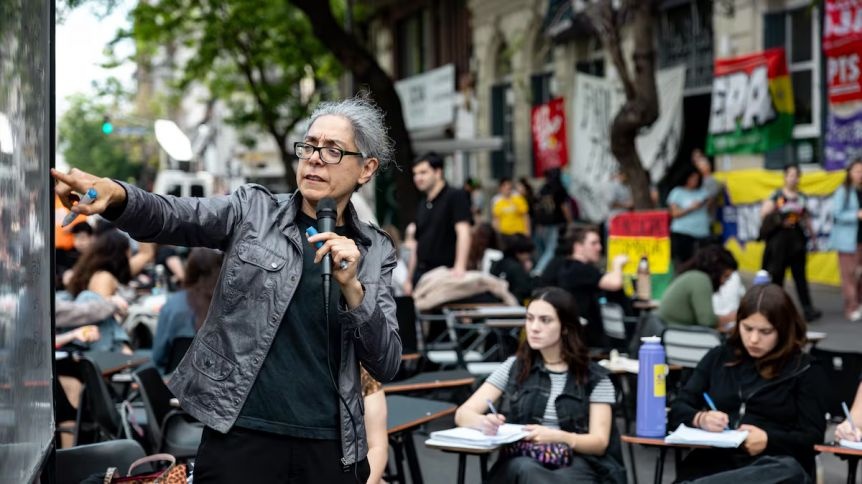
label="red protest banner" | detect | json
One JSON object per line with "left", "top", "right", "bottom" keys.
{"left": 531, "top": 97, "right": 569, "bottom": 176}
{"left": 827, "top": 38, "right": 862, "bottom": 103}
{"left": 824, "top": 1, "right": 862, "bottom": 103}
{"left": 608, "top": 210, "right": 671, "bottom": 238}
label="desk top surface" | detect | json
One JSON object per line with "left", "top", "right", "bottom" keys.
{"left": 621, "top": 435, "right": 709, "bottom": 449}
{"left": 815, "top": 444, "right": 862, "bottom": 457}
{"left": 387, "top": 395, "right": 456, "bottom": 434}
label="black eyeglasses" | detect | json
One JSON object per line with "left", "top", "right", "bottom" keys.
{"left": 294, "top": 141, "right": 366, "bottom": 165}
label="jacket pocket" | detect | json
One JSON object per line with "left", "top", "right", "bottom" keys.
{"left": 224, "top": 242, "right": 286, "bottom": 302}
{"left": 192, "top": 342, "right": 236, "bottom": 381}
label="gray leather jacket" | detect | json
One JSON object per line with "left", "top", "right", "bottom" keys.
{"left": 109, "top": 182, "right": 402, "bottom": 465}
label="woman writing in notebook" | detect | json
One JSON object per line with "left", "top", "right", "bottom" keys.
{"left": 668, "top": 283, "right": 826, "bottom": 481}
{"left": 836, "top": 381, "right": 862, "bottom": 443}
{"left": 454, "top": 287, "right": 625, "bottom": 483}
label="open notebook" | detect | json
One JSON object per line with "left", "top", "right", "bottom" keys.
{"left": 839, "top": 439, "right": 862, "bottom": 450}
{"left": 427, "top": 424, "right": 528, "bottom": 449}
{"left": 665, "top": 424, "right": 749, "bottom": 448}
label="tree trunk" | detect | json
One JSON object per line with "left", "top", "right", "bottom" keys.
{"left": 590, "top": 0, "right": 660, "bottom": 209}
{"left": 292, "top": 0, "right": 418, "bottom": 227}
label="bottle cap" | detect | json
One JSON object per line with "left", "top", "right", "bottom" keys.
{"left": 641, "top": 336, "right": 661, "bottom": 344}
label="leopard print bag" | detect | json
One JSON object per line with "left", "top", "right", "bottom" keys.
{"left": 104, "top": 453, "right": 187, "bottom": 484}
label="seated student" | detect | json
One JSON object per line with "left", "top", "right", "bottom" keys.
{"left": 360, "top": 366, "right": 388, "bottom": 484}
{"left": 491, "top": 234, "right": 539, "bottom": 303}
{"left": 658, "top": 245, "right": 738, "bottom": 332}
{"left": 454, "top": 287, "right": 625, "bottom": 483}
{"left": 668, "top": 284, "right": 826, "bottom": 481}
{"left": 152, "top": 248, "right": 224, "bottom": 374}
{"left": 836, "top": 380, "right": 862, "bottom": 442}
{"left": 555, "top": 225, "right": 627, "bottom": 349}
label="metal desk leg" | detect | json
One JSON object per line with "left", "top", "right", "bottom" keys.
{"left": 457, "top": 453, "right": 467, "bottom": 484}
{"left": 403, "top": 431, "right": 424, "bottom": 484}
{"left": 389, "top": 435, "right": 406, "bottom": 484}
{"left": 627, "top": 442, "right": 639, "bottom": 484}
{"left": 848, "top": 456, "right": 859, "bottom": 484}
{"left": 654, "top": 447, "right": 667, "bottom": 484}
{"left": 480, "top": 453, "right": 489, "bottom": 482}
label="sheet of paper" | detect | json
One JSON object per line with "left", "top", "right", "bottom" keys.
{"left": 429, "top": 424, "right": 527, "bottom": 447}
{"left": 664, "top": 424, "right": 749, "bottom": 448}
{"left": 839, "top": 439, "right": 862, "bottom": 450}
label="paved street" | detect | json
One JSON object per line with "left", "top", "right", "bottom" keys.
{"left": 399, "top": 275, "right": 861, "bottom": 484}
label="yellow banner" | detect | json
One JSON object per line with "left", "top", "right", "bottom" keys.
{"left": 607, "top": 236, "right": 671, "bottom": 275}
{"left": 713, "top": 168, "right": 845, "bottom": 205}
{"left": 724, "top": 238, "right": 840, "bottom": 286}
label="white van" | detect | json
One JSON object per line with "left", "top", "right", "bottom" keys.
{"left": 153, "top": 170, "right": 214, "bottom": 198}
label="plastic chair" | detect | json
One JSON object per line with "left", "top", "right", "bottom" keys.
{"left": 75, "top": 356, "right": 127, "bottom": 444}
{"left": 55, "top": 439, "right": 147, "bottom": 484}
{"left": 661, "top": 326, "right": 722, "bottom": 368}
{"left": 133, "top": 366, "right": 203, "bottom": 459}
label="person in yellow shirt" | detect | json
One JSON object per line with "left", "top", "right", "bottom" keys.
{"left": 492, "top": 178, "right": 530, "bottom": 236}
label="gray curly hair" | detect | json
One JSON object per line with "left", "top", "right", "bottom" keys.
{"left": 305, "top": 96, "right": 395, "bottom": 172}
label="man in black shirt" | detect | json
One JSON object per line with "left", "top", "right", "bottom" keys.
{"left": 405, "top": 152, "right": 472, "bottom": 294}
{"left": 556, "top": 226, "right": 627, "bottom": 349}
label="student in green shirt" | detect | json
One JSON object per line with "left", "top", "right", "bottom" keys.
{"left": 658, "top": 245, "right": 739, "bottom": 331}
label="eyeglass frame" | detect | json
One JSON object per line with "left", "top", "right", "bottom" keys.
{"left": 293, "top": 141, "right": 366, "bottom": 165}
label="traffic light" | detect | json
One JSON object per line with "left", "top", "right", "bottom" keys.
{"left": 101, "top": 116, "right": 114, "bottom": 135}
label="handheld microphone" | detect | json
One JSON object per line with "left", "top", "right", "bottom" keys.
{"left": 316, "top": 197, "right": 338, "bottom": 278}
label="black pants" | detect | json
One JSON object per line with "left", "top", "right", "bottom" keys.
{"left": 678, "top": 455, "right": 812, "bottom": 484}
{"left": 671, "top": 233, "right": 708, "bottom": 269}
{"left": 763, "top": 229, "right": 812, "bottom": 308}
{"left": 193, "top": 426, "right": 370, "bottom": 484}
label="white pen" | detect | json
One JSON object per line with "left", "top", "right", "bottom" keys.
{"left": 62, "top": 188, "right": 97, "bottom": 227}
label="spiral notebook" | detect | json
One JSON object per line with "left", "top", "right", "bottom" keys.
{"left": 427, "top": 424, "right": 528, "bottom": 448}
{"left": 664, "top": 424, "right": 749, "bottom": 448}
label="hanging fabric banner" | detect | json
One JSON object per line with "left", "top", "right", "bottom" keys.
{"left": 531, "top": 97, "right": 569, "bottom": 176}
{"left": 825, "top": 105, "right": 862, "bottom": 170}
{"left": 706, "top": 48, "right": 795, "bottom": 155}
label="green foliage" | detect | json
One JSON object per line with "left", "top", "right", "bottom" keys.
{"left": 58, "top": 95, "right": 143, "bottom": 181}
{"left": 125, "top": 0, "right": 342, "bottom": 186}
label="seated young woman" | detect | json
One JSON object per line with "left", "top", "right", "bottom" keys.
{"left": 454, "top": 287, "right": 625, "bottom": 483}
{"left": 668, "top": 283, "right": 827, "bottom": 481}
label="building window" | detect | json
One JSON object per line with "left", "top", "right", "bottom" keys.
{"left": 764, "top": 6, "right": 821, "bottom": 139}
{"left": 657, "top": 0, "right": 713, "bottom": 94}
{"left": 396, "top": 8, "right": 433, "bottom": 79}
{"left": 763, "top": 6, "right": 821, "bottom": 166}
{"left": 575, "top": 37, "right": 605, "bottom": 77}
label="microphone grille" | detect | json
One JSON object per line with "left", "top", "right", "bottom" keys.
{"left": 317, "top": 197, "right": 338, "bottom": 216}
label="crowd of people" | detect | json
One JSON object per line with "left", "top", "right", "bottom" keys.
{"left": 49, "top": 95, "right": 862, "bottom": 483}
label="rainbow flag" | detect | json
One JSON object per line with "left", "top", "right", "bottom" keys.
{"left": 606, "top": 211, "right": 673, "bottom": 298}
{"left": 707, "top": 48, "right": 795, "bottom": 155}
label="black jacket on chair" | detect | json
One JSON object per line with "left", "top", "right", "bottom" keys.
{"left": 669, "top": 345, "right": 826, "bottom": 480}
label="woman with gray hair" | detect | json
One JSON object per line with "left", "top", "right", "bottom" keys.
{"left": 52, "top": 96, "right": 402, "bottom": 483}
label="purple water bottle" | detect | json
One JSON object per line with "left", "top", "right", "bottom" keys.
{"left": 636, "top": 336, "right": 667, "bottom": 438}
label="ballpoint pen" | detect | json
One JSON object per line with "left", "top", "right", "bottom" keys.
{"left": 843, "top": 401, "right": 859, "bottom": 440}
{"left": 62, "top": 188, "right": 97, "bottom": 227}
{"left": 703, "top": 392, "right": 729, "bottom": 430}
{"left": 486, "top": 399, "right": 499, "bottom": 418}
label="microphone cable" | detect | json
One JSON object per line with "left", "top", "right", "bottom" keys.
{"left": 323, "top": 271, "right": 361, "bottom": 483}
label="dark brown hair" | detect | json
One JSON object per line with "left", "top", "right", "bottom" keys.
{"left": 184, "top": 248, "right": 224, "bottom": 330}
{"left": 515, "top": 287, "right": 590, "bottom": 385}
{"left": 571, "top": 225, "right": 600, "bottom": 246}
{"left": 677, "top": 245, "right": 738, "bottom": 291}
{"left": 67, "top": 229, "right": 131, "bottom": 296}
{"left": 726, "top": 284, "right": 807, "bottom": 379}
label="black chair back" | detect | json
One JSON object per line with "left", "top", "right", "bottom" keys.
{"left": 810, "top": 348, "right": 862, "bottom": 418}
{"left": 56, "top": 439, "right": 147, "bottom": 484}
{"left": 133, "top": 366, "right": 174, "bottom": 451}
{"left": 395, "top": 296, "right": 419, "bottom": 355}
{"left": 165, "top": 337, "right": 194, "bottom": 374}
{"left": 77, "top": 356, "right": 123, "bottom": 443}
